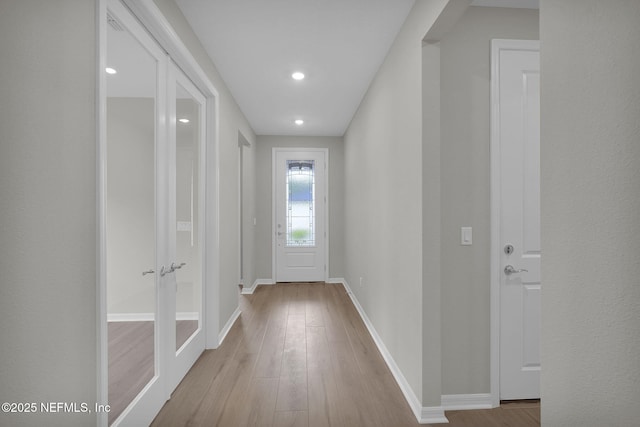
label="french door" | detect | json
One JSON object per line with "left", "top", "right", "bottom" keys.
{"left": 105, "top": 1, "right": 205, "bottom": 425}
{"left": 166, "top": 61, "right": 206, "bottom": 393}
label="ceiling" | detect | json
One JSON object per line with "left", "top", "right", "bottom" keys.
{"left": 175, "top": 0, "right": 415, "bottom": 137}
{"left": 173, "top": 0, "right": 538, "bottom": 137}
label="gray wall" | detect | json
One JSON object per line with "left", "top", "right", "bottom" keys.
{"left": 255, "top": 135, "right": 344, "bottom": 280}
{"left": 0, "top": 1, "right": 97, "bottom": 426}
{"left": 344, "top": 0, "right": 451, "bottom": 406}
{"left": 439, "top": 6, "right": 538, "bottom": 395}
{"left": 154, "top": 0, "right": 257, "bottom": 331}
{"left": 240, "top": 132, "right": 257, "bottom": 290}
{"left": 540, "top": 1, "right": 640, "bottom": 425}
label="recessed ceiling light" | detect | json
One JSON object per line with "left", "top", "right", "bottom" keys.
{"left": 105, "top": 67, "right": 117, "bottom": 74}
{"left": 294, "top": 119, "right": 304, "bottom": 125}
{"left": 179, "top": 118, "right": 190, "bottom": 123}
{"left": 291, "top": 72, "right": 305, "bottom": 80}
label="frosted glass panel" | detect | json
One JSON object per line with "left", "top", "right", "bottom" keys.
{"left": 286, "top": 160, "right": 315, "bottom": 247}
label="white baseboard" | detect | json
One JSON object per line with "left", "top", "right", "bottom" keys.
{"left": 218, "top": 307, "right": 241, "bottom": 344}
{"left": 176, "top": 312, "right": 199, "bottom": 321}
{"left": 107, "top": 312, "right": 154, "bottom": 322}
{"left": 326, "top": 277, "right": 346, "bottom": 285}
{"left": 421, "top": 407, "right": 450, "bottom": 424}
{"left": 241, "top": 279, "right": 274, "bottom": 294}
{"left": 340, "top": 279, "right": 448, "bottom": 424}
{"left": 441, "top": 393, "right": 494, "bottom": 410}
{"left": 107, "top": 312, "right": 199, "bottom": 322}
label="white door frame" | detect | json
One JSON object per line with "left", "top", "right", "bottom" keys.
{"left": 489, "top": 38, "right": 540, "bottom": 407}
{"left": 271, "top": 147, "right": 329, "bottom": 282}
{"left": 98, "top": 0, "right": 221, "bottom": 425}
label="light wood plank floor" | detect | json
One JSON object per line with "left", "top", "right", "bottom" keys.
{"left": 108, "top": 319, "right": 199, "bottom": 424}
{"left": 151, "top": 283, "right": 540, "bottom": 427}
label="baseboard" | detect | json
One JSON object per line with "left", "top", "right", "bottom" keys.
{"left": 218, "top": 307, "right": 241, "bottom": 344}
{"left": 421, "top": 407, "right": 450, "bottom": 424}
{"left": 107, "top": 312, "right": 154, "bottom": 322}
{"left": 176, "top": 312, "right": 199, "bottom": 321}
{"left": 441, "top": 393, "right": 494, "bottom": 410}
{"left": 340, "top": 280, "right": 449, "bottom": 424}
{"left": 326, "top": 277, "right": 346, "bottom": 285}
{"left": 241, "top": 279, "right": 274, "bottom": 294}
{"left": 107, "top": 312, "right": 199, "bottom": 322}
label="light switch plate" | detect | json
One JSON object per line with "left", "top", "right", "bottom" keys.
{"left": 461, "top": 227, "right": 472, "bottom": 245}
{"left": 177, "top": 221, "right": 192, "bottom": 232}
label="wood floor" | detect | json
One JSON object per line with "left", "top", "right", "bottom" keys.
{"left": 151, "top": 283, "right": 540, "bottom": 427}
{"left": 108, "top": 319, "right": 198, "bottom": 424}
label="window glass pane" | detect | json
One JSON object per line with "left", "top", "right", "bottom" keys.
{"left": 175, "top": 83, "right": 201, "bottom": 352}
{"left": 106, "top": 14, "right": 157, "bottom": 424}
{"left": 286, "top": 160, "right": 315, "bottom": 247}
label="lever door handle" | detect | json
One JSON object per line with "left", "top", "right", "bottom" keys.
{"left": 142, "top": 269, "right": 154, "bottom": 276}
{"left": 504, "top": 265, "right": 528, "bottom": 275}
{"left": 171, "top": 262, "right": 186, "bottom": 271}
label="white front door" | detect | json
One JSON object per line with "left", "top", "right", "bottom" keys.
{"left": 273, "top": 148, "right": 327, "bottom": 282}
{"left": 493, "top": 40, "right": 541, "bottom": 400}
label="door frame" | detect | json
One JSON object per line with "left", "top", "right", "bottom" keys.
{"left": 489, "top": 38, "right": 540, "bottom": 407}
{"left": 271, "top": 147, "right": 329, "bottom": 283}
{"left": 98, "top": 0, "right": 221, "bottom": 425}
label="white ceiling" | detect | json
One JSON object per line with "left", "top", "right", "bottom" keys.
{"left": 175, "top": 0, "right": 415, "bottom": 137}
{"left": 170, "top": 0, "right": 538, "bottom": 137}
{"left": 471, "top": 0, "right": 539, "bottom": 9}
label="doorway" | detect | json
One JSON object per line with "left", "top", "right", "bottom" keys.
{"left": 490, "top": 39, "right": 541, "bottom": 403}
{"left": 272, "top": 148, "right": 328, "bottom": 282}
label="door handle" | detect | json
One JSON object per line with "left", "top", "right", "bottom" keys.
{"left": 160, "top": 265, "right": 168, "bottom": 277}
{"left": 504, "top": 265, "right": 528, "bottom": 275}
{"left": 171, "top": 262, "right": 186, "bottom": 271}
{"left": 142, "top": 269, "right": 155, "bottom": 276}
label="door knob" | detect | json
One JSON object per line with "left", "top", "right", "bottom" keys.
{"left": 504, "top": 265, "right": 528, "bottom": 275}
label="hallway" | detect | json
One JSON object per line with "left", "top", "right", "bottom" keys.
{"left": 150, "top": 283, "right": 539, "bottom": 427}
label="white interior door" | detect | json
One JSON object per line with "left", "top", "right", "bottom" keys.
{"left": 105, "top": 3, "right": 208, "bottom": 425}
{"left": 274, "top": 148, "right": 327, "bottom": 282}
{"left": 105, "top": 1, "right": 167, "bottom": 425}
{"left": 494, "top": 40, "right": 541, "bottom": 400}
{"left": 166, "top": 61, "right": 206, "bottom": 392}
